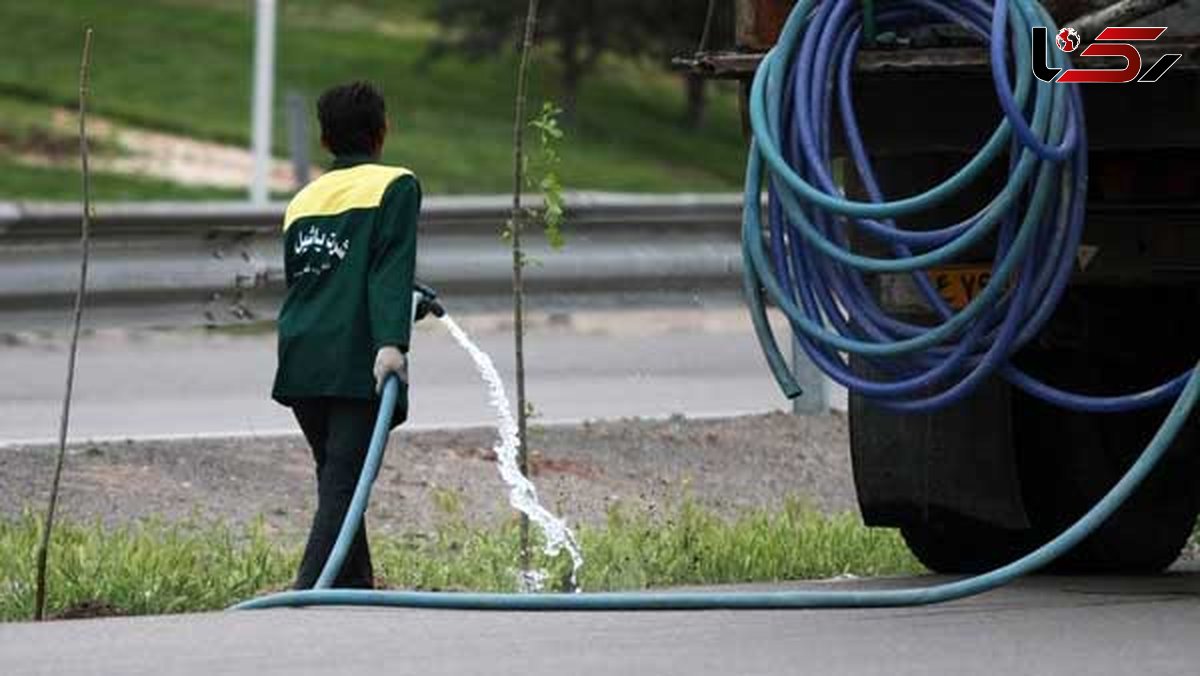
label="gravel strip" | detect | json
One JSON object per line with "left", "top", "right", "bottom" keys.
{"left": 0, "top": 412, "right": 856, "bottom": 539}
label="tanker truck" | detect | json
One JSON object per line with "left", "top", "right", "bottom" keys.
{"left": 681, "top": 0, "right": 1200, "bottom": 572}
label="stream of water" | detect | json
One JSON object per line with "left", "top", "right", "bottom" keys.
{"left": 438, "top": 314, "right": 584, "bottom": 591}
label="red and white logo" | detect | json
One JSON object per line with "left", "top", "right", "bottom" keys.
{"left": 1033, "top": 26, "right": 1182, "bottom": 84}
{"left": 1055, "top": 27, "right": 1080, "bottom": 52}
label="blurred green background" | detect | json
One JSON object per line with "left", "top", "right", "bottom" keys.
{"left": 0, "top": 0, "right": 746, "bottom": 200}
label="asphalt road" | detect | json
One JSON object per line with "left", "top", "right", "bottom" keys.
{"left": 2, "top": 570, "right": 1197, "bottom": 676}
{"left": 0, "top": 307, "right": 844, "bottom": 446}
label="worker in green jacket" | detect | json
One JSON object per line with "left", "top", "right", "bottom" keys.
{"left": 272, "top": 81, "right": 418, "bottom": 590}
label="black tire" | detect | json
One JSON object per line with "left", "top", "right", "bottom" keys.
{"left": 902, "top": 287, "right": 1200, "bottom": 574}
{"left": 902, "top": 394, "right": 1199, "bottom": 574}
{"left": 1012, "top": 349, "right": 1200, "bottom": 573}
{"left": 900, "top": 511, "right": 1039, "bottom": 574}
{"left": 1009, "top": 286, "right": 1200, "bottom": 573}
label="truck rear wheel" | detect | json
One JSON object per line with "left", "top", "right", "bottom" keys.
{"left": 900, "top": 287, "right": 1200, "bottom": 574}
{"left": 1011, "top": 342, "right": 1200, "bottom": 573}
{"left": 900, "top": 511, "right": 1038, "bottom": 574}
{"left": 899, "top": 396, "right": 1199, "bottom": 574}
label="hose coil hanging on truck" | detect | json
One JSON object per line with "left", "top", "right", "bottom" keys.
{"left": 741, "top": 0, "right": 1194, "bottom": 413}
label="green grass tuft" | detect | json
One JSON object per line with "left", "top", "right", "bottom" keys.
{"left": 577, "top": 499, "right": 924, "bottom": 591}
{"left": 0, "top": 158, "right": 241, "bottom": 201}
{"left": 1, "top": 500, "right": 922, "bottom": 622}
{"left": 0, "top": 513, "right": 293, "bottom": 620}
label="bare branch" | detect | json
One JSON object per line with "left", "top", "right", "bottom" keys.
{"left": 34, "top": 27, "right": 94, "bottom": 622}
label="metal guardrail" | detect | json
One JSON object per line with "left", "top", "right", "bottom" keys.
{"left": 0, "top": 194, "right": 746, "bottom": 330}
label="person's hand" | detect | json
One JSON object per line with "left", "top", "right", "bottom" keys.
{"left": 373, "top": 346, "right": 408, "bottom": 394}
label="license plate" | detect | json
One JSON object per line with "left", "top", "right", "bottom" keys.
{"left": 927, "top": 265, "right": 993, "bottom": 310}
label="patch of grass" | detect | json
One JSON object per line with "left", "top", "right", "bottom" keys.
{"left": 0, "top": 514, "right": 293, "bottom": 621}
{"left": 0, "top": 158, "right": 239, "bottom": 201}
{"left": 0, "top": 0, "right": 745, "bottom": 198}
{"left": 0, "top": 500, "right": 921, "bottom": 621}
{"left": 575, "top": 500, "right": 923, "bottom": 591}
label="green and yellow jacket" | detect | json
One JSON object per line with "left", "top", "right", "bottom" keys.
{"left": 272, "top": 155, "right": 420, "bottom": 415}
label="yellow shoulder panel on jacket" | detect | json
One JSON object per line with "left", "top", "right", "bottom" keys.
{"left": 284, "top": 164, "right": 414, "bottom": 230}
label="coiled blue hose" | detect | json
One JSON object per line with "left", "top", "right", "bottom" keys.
{"left": 742, "top": 0, "right": 1193, "bottom": 411}
{"left": 233, "top": 0, "right": 1199, "bottom": 612}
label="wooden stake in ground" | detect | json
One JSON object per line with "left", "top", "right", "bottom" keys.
{"left": 509, "top": 0, "right": 540, "bottom": 573}
{"left": 34, "top": 27, "right": 94, "bottom": 622}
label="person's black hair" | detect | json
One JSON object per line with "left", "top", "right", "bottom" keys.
{"left": 316, "top": 81, "right": 387, "bottom": 157}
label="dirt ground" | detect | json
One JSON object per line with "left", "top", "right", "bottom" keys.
{"left": 0, "top": 412, "right": 857, "bottom": 539}
{"left": 9, "top": 107, "right": 311, "bottom": 191}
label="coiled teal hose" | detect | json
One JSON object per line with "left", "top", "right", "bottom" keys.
{"left": 234, "top": 0, "right": 1199, "bottom": 611}
{"left": 742, "top": 0, "right": 1192, "bottom": 411}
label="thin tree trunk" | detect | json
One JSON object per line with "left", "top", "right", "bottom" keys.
{"left": 34, "top": 28, "right": 94, "bottom": 622}
{"left": 510, "top": 0, "right": 540, "bottom": 576}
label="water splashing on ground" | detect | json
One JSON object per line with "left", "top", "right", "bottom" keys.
{"left": 439, "top": 314, "right": 584, "bottom": 591}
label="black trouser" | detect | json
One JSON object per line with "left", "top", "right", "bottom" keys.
{"left": 291, "top": 397, "right": 380, "bottom": 590}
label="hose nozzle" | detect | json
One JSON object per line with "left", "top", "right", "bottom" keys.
{"left": 414, "top": 281, "right": 446, "bottom": 321}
